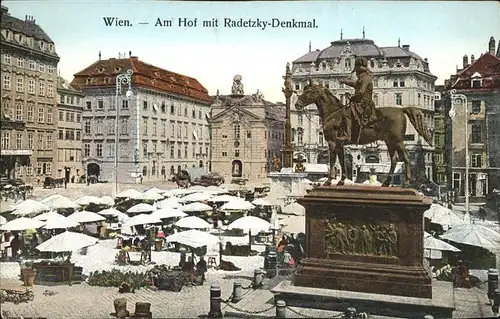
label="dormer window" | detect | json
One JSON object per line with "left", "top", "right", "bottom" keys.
{"left": 471, "top": 72, "right": 482, "bottom": 88}
{"left": 154, "top": 71, "right": 159, "bottom": 77}
{"left": 114, "top": 67, "right": 121, "bottom": 73}
{"left": 86, "top": 78, "right": 92, "bottom": 85}
{"left": 98, "top": 67, "right": 105, "bottom": 73}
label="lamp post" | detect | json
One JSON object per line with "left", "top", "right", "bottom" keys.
{"left": 114, "top": 69, "right": 133, "bottom": 195}
{"left": 449, "top": 89, "right": 469, "bottom": 221}
{"left": 282, "top": 62, "right": 295, "bottom": 169}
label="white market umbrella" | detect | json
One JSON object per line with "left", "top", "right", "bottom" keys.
{"left": 158, "top": 197, "right": 182, "bottom": 209}
{"left": 175, "top": 216, "right": 211, "bottom": 229}
{"left": 43, "top": 217, "right": 80, "bottom": 230}
{"left": 74, "top": 196, "right": 102, "bottom": 206}
{"left": 163, "top": 188, "right": 198, "bottom": 197}
{"left": 190, "top": 185, "right": 207, "bottom": 191}
{"left": 166, "top": 229, "right": 220, "bottom": 248}
{"left": 424, "top": 204, "right": 466, "bottom": 226}
{"left": 424, "top": 232, "right": 461, "bottom": 251}
{"left": 139, "top": 190, "right": 164, "bottom": 201}
{"left": 67, "top": 210, "right": 106, "bottom": 223}
{"left": 178, "top": 192, "right": 213, "bottom": 203}
{"left": 220, "top": 200, "right": 255, "bottom": 211}
{"left": 152, "top": 207, "right": 187, "bottom": 219}
{"left": 99, "top": 196, "right": 115, "bottom": 206}
{"left": 116, "top": 189, "right": 143, "bottom": 199}
{"left": 0, "top": 203, "right": 15, "bottom": 214}
{"left": 440, "top": 224, "right": 500, "bottom": 253}
{"left": 0, "top": 217, "right": 46, "bottom": 231}
{"left": 97, "top": 208, "right": 122, "bottom": 217}
{"left": 252, "top": 198, "right": 273, "bottom": 207}
{"left": 181, "top": 202, "right": 212, "bottom": 213}
{"left": 125, "top": 214, "right": 162, "bottom": 227}
{"left": 0, "top": 216, "right": 7, "bottom": 225}
{"left": 12, "top": 200, "right": 49, "bottom": 216}
{"left": 43, "top": 196, "right": 80, "bottom": 210}
{"left": 40, "top": 194, "right": 64, "bottom": 204}
{"left": 36, "top": 231, "right": 98, "bottom": 252}
{"left": 147, "top": 187, "right": 166, "bottom": 194}
{"left": 33, "top": 211, "right": 66, "bottom": 221}
{"left": 282, "top": 202, "right": 306, "bottom": 216}
{"left": 211, "top": 194, "right": 241, "bottom": 203}
{"left": 228, "top": 216, "right": 272, "bottom": 233}
{"left": 127, "top": 203, "right": 155, "bottom": 214}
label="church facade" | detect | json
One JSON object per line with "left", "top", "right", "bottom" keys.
{"left": 290, "top": 35, "right": 436, "bottom": 185}
{"left": 209, "top": 75, "right": 285, "bottom": 183}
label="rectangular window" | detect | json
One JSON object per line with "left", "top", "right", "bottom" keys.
{"left": 45, "top": 163, "right": 52, "bottom": 175}
{"left": 76, "top": 131, "right": 81, "bottom": 140}
{"left": 59, "top": 111, "right": 64, "bottom": 121}
{"left": 59, "top": 129, "right": 64, "bottom": 139}
{"left": 3, "top": 54, "right": 11, "bottom": 64}
{"left": 122, "top": 100, "right": 128, "bottom": 109}
{"left": 98, "top": 98, "right": 104, "bottom": 109}
{"left": 471, "top": 100, "right": 481, "bottom": 114}
{"left": 37, "top": 132, "right": 44, "bottom": 149}
{"left": 1, "top": 132, "right": 10, "bottom": 150}
{"left": 37, "top": 107, "right": 44, "bottom": 123}
{"left": 39, "top": 63, "right": 45, "bottom": 73}
{"left": 38, "top": 81, "right": 45, "bottom": 96}
{"left": 65, "top": 112, "right": 70, "bottom": 122}
{"left": 86, "top": 101, "right": 91, "bottom": 110}
{"left": 69, "top": 112, "right": 75, "bottom": 122}
{"left": 96, "top": 144, "right": 103, "bottom": 157}
{"left": 17, "top": 57, "right": 24, "bottom": 68}
{"left": 15, "top": 103, "right": 23, "bottom": 121}
{"left": 153, "top": 121, "right": 157, "bottom": 135}
{"left": 471, "top": 121, "right": 483, "bottom": 143}
{"left": 2, "top": 74, "right": 10, "bottom": 90}
{"left": 16, "top": 77, "right": 24, "bottom": 92}
{"left": 28, "top": 79, "right": 35, "bottom": 94}
{"left": 395, "top": 93, "right": 402, "bottom": 106}
{"left": 120, "top": 118, "right": 128, "bottom": 134}
{"left": 143, "top": 118, "right": 148, "bottom": 135}
{"left": 84, "top": 144, "right": 90, "bottom": 157}
{"left": 27, "top": 165, "right": 33, "bottom": 176}
{"left": 170, "top": 145, "right": 175, "bottom": 158}
{"left": 76, "top": 114, "right": 81, "bottom": 123}
{"left": 46, "top": 133, "right": 52, "bottom": 149}
{"left": 84, "top": 121, "right": 91, "bottom": 134}
{"left": 16, "top": 133, "right": 22, "bottom": 149}
{"left": 373, "top": 94, "right": 378, "bottom": 106}
{"left": 27, "top": 132, "right": 34, "bottom": 149}
{"left": 46, "top": 108, "right": 52, "bottom": 123}
{"left": 399, "top": 80, "right": 405, "bottom": 87}
{"left": 29, "top": 60, "right": 35, "bottom": 70}
{"left": 222, "top": 151, "right": 227, "bottom": 157}
{"left": 471, "top": 154, "right": 482, "bottom": 168}
{"left": 47, "top": 83, "right": 54, "bottom": 97}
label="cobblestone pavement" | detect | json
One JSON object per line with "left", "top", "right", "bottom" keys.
{"left": 1, "top": 272, "right": 252, "bottom": 319}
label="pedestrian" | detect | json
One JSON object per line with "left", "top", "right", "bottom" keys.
{"left": 196, "top": 256, "right": 208, "bottom": 283}
{"left": 64, "top": 178, "right": 67, "bottom": 189}
{"left": 10, "top": 233, "right": 21, "bottom": 261}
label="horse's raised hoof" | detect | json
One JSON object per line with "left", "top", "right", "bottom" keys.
{"left": 323, "top": 180, "right": 332, "bottom": 186}
{"left": 336, "top": 180, "right": 345, "bottom": 186}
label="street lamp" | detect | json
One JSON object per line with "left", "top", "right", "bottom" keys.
{"left": 449, "top": 89, "right": 469, "bottom": 221}
{"left": 114, "top": 69, "right": 133, "bottom": 195}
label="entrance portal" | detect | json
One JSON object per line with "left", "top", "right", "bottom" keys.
{"left": 231, "top": 160, "right": 242, "bottom": 177}
{"left": 87, "top": 163, "right": 100, "bottom": 178}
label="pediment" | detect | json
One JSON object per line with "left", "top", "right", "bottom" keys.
{"left": 211, "top": 105, "right": 260, "bottom": 124}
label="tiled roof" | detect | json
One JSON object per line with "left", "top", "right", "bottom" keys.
{"left": 71, "top": 57, "right": 212, "bottom": 104}
{"left": 294, "top": 50, "right": 321, "bottom": 63}
{"left": 57, "top": 76, "right": 83, "bottom": 94}
{"left": 1, "top": 13, "right": 54, "bottom": 43}
{"left": 451, "top": 53, "right": 500, "bottom": 90}
{"left": 380, "top": 46, "right": 423, "bottom": 60}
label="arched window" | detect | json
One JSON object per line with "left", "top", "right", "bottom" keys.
{"left": 151, "top": 164, "right": 156, "bottom": 176}
{"left": 297, "top": 128, "right": 303, "bottom": 145}
{"left": 161, "top": 166, "right": 166, "bottom": 176}
{"left": 142, "top": 166, "right": 148, "bottom": 176}
{"left": 233, "top": 124, "right": 241, "bottom": 140}
{"left": 318, "top": 132, "right": 324, "bottom": 146}
{"left": 177, "top": 165, "right": 182, "bottom": 173}
{"left": 199, "top": 160, "right": 204, "bottom": 168}
{"left": 291, "top": 128, "right": 296, "bottom": 142}
{"left": 170, "top": 165, "right": 175, "bottom": 175}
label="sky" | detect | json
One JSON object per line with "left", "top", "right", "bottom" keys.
{"left": 4, "top": 0, "right": 499, "bottom": 102}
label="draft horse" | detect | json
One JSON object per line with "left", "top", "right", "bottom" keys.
{"left": 295, "top": 84, "right": 432, "bottom": 187}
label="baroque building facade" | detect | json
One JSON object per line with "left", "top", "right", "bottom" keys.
{"left": 71, "top": 54, "right": 212, "bottom": 184}
{"left": 290, "top": 36, "right": 436, "bottom": 184}
{"left": 0, "top": 6, "right": 59, "bottom": 182}
{"left": 209, "top": 75, "right": 285, "bottom": 182}
{"left": 443, "top": 36, "right": 500, "bottom": 200}
{"left": 56, "top": 77, "right": 84, "bottom": 183}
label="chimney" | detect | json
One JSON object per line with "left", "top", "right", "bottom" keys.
{"left": 497, "top": 42, "right": 500, "bottom": 58}
{"left": 471, "top": 54, "right": 475, "bottom": 64}
{"left": 402, "top": 44, "right": 410, "bottom": 51}
{"left": 129, "top": 50, "right": 132, "bottom": 57}
{"left": 398, "top": 38, "right": 401, "bottom": 47}
{"left": 489, "top": 37, "right": 495, "bottom": 54}
{"left": 424, "top": 58, "right": 428, "bottom": 62}
{"left": 98, "top": 51, "right": 101, "bottom": 60}
{"left": 308, "top": 41, "right": 311, "bottom": 53}
{"left": 340, "top": 28, "right": 343, "bottom": 40}
{"left": 463, "top": 54, "right": 469, "bottom": 68}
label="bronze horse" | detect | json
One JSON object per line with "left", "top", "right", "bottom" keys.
{"left": 295, "top": 84, "right": 432, "bottom": 187}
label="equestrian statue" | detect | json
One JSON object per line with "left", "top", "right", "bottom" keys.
{"left": 294, "top": 57, "right": 432, "bottom": 188}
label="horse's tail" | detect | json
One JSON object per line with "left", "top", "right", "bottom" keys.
{"left": 403, "top": 107, "right": 433, "bottom": 146}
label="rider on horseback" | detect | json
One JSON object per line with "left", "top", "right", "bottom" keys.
{"left": 338, "top": 57, "right": 378, "bottom": 142}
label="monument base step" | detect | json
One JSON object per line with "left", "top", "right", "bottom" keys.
{"left": 271, "top": 280, "right": 455, "bottom": 319}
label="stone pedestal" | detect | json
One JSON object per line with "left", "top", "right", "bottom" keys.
{"left": 293, "top": 185, "right": 433, "bottom": 298}
{"left": 267, "top": 168, "right": 309, "bottom": 207}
